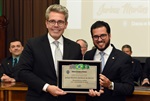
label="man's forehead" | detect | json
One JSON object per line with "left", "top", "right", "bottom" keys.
{"left": 10, "top": 41, "right": 22, "bottom": 46}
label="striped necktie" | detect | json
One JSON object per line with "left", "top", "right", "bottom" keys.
{"left": 100, "top": 51, "right": 105, "bottom": 71}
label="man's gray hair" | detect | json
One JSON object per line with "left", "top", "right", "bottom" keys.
{"left": 45, "top": 4, "right": 68, "bottom": 21}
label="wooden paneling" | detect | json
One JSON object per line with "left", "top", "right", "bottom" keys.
{"left": 0, "top": 16, "right": 7, "bottom": 62}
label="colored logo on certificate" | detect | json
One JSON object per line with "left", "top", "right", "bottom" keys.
{"left": 75, "top": 64, "right": 89, "bottom": 70}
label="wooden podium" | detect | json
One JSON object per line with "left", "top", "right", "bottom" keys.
{"left": 0, "top": 16, "right": 8, "bottom": 62}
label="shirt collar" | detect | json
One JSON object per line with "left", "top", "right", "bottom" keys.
{"left": 95, "top": 44, "right": 113, "bottom": 56}
{"left": 12, "top": 56, "right": 20, "bottom": 62}
{"left": 47, "top": 33, "right": 63, "bottom": 45}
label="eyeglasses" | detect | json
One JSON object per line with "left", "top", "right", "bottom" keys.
{"left": 47, "top": 20, "right": 65, "bottom": 27}
{"left": 92, "top": 34, "right": 107, "bottom": 40}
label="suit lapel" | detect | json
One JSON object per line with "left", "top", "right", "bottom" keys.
{"left": 88, "top": 49, "right": 97, "bottom": 60}
{"left": 40, "top": 35, "right": 56, "bottom": 75}
{"left": 102, "top": 48, "right": 117, "bottom": 74}
{"left": 7, "top": 58, "right": 13, "bottom": 72}
{"left": 63, "top": 38, "right": 70, "bottom": 59}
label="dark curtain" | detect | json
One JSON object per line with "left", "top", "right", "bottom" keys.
{"left": 2, "top": 0, "right": 59, "bottom": 56}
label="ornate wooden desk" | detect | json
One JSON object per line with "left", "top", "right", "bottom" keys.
{"left": 0, "top": 82, "right": 27, "bottom": 101}
{"left": 1, "top": 82, "right": 150, "bottom": 101}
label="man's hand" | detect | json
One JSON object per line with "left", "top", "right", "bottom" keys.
{"left": 99, "top": 74, "right": 111, "bottom": 88}
{"left": 46, "top": 85, "right": 67, "bottom": 96}
{"left": 1, "top": 74, "right": 16, "bottom": 83}
{"left": 1, "top": 82, "right": 16, "bottom": 87}
{"left": 88, "top": 89, "right": 104, "bottom": 97}
{"left": 142, "top": 78, "right": 150, "bottom": 85}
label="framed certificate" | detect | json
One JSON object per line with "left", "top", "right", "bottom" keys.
{"left": 57, "top": 60, "right": 101, "bottom": 93}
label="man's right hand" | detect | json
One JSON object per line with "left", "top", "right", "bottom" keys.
{"left": 46, "top": 85, "right": 67, "bottom": 96}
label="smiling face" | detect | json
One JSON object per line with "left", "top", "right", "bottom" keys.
{"left": 92, "top": 26, "right": 111, "bottom": 51}
{"left": 9, "top": 41, "right": 24, "bottom": 57}
{"left": 45, "top": 12, "right": 68, "bottom": 40}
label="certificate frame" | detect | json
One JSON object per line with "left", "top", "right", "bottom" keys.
{"left": 57, "top": 60, "right": 101, "bottom": 93}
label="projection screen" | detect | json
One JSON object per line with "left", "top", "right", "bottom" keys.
{"left": 60, "top": 0, "right": 150, "bottom": 57}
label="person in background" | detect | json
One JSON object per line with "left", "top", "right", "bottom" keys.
{"left": 122, "top": 44, "right": 143, "bottom": 86}
{"left": 141, "top": 57, "right": 150, "bottom": 86}
{"left": 84, "top": 20, "right": 134, "bottom": 101}
{"left": 16, "top": 4, "right": 82, "bottom": 101}
{"left": 0, "top": 39, "right": 24, "bottom": 82}
{"left": 76, "top": 39, "right": 88, "bottom": 57}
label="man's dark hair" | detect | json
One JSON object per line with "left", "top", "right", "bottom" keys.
{"left": 90, "top": 21, "right": 111, "bottom": 37}
{"left": 9, "top": 38, "right": 23, "bottom": 46}
{"left": 122, "top": 44, "right": 132, "bottom": 52}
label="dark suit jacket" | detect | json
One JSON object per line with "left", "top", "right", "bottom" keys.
{"left": 16, "top": 34, "right": 82, "bottom": 101}
{"left": 0, "top": 56, "right": 18, "bottom": 80}
{"left": 142, "top": 58, "right": 150, "bottom": 81}
{"left": 84, "top": 44, "right": 134, "bottom": 101}
{"left": 132, "top": 58, "right": 142, "bottom": 84}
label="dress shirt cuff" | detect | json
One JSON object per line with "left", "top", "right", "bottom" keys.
{"left": 0, "top": 78, "right": 2, "bottom": 82}
{"left": 108, "top": 81, "right": 114, "bottom": 90}
{"left": 112, "top": 82, "right": 114, "bottom": 90}
{"left": 43, "top": 83, "right": 49, "bottom": 92}
{"left": 144, "top": 78, "right": 149, "bottom": 81}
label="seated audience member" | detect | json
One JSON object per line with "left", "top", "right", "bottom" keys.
{"left": 141, "top": 57, "right": 150, "bottom": 86}
{"left": 0, "top": 39, "right": 24, "bottom": 82}
{"left": 76, "top": 39, "right": 88, "bottom": 57}
{"left": 122, "top": 44, "right": 143, "bottom": 86}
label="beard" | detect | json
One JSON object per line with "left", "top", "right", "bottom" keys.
{"left": 94, "top": 39, "right": 110, "bottom": 51}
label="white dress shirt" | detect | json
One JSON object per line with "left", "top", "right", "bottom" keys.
{"left": 43, "top": 33, "right": 64, "bottom": 92}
